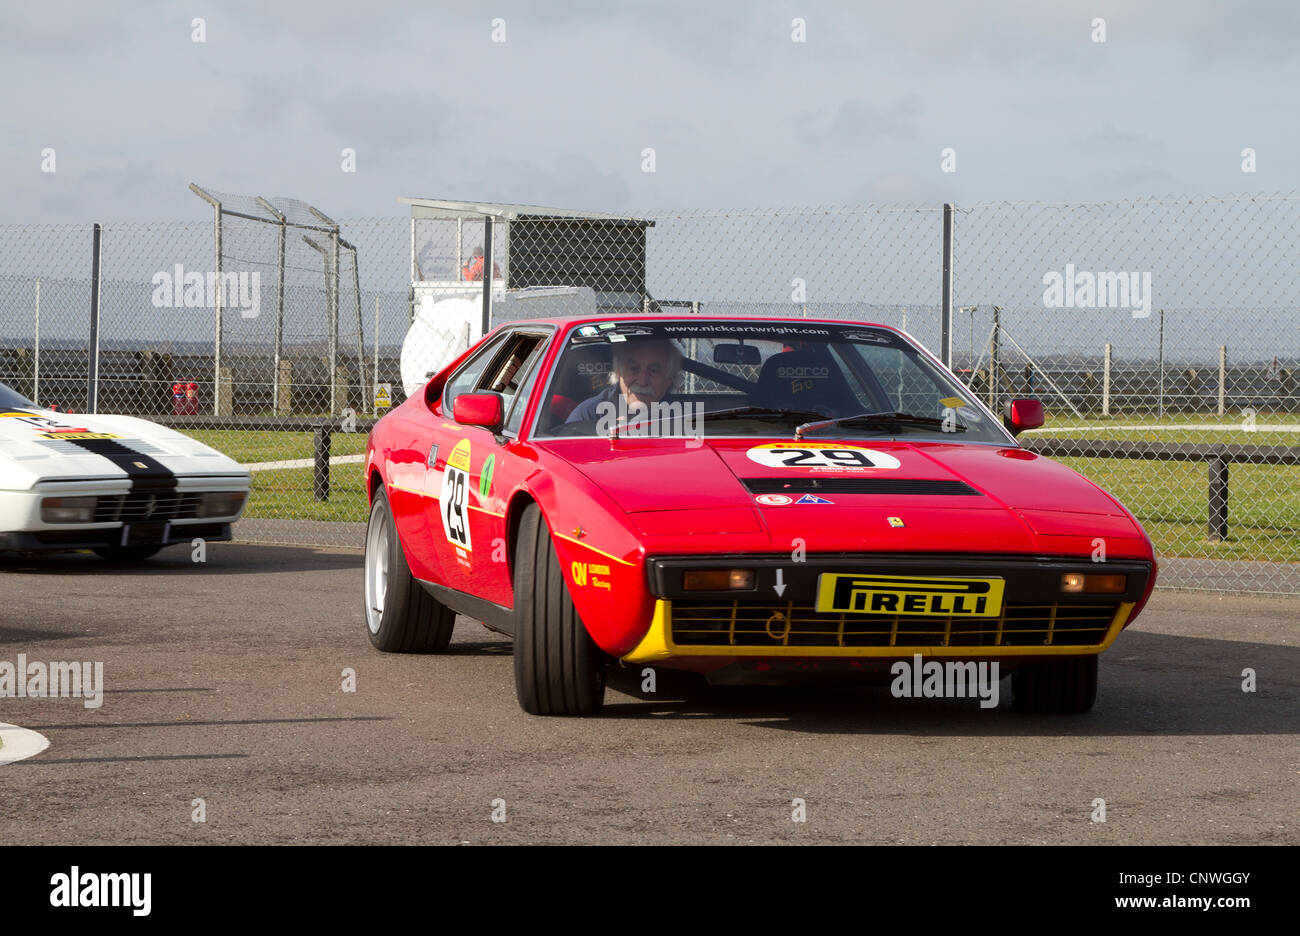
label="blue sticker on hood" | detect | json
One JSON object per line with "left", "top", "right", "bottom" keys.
{"left": 795, "top": 494, "right": 833, "bottom": 504}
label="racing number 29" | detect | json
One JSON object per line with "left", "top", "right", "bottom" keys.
{"left": 769, "top": 448, "right": 876, "bottom": 468}
{"left": 441, "top": 465, "right": 472, "bottom": 550}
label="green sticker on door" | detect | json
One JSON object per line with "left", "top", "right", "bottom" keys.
{"left": 478, "top": 454, "right": 496, "bottom": 500}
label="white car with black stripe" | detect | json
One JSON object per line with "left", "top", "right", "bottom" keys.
{"left": 0, "top": 382, "right": 249, "bottom": 560}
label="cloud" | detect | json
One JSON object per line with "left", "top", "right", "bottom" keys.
{"left": 819, "top": 95, "right": 921, "bottom": 147}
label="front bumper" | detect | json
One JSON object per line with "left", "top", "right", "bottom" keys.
{"left": 0, "top": 480, "right": 245, "bottom": 552}
{"left": 0, "top": 522, "right": 233, "bottom": 552}
{"left": 621, "top": 554, "right": 1151, "bottom": 664}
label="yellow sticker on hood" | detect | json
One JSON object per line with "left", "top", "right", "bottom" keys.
{"left": 38, "top": 432, "right": 120, "bottom": 440}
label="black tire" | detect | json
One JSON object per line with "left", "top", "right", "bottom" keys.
{"left": 364, "top": 488, "right": 455, "bottom": 653}
{"left": 513, "top": 504, "right": 607, "bottom": 716}
{"left": 92, "top": 545, "right": 163, "bottom": 561}
{"left": 1012, "top": 655, "right": 1098, "bottom": 713}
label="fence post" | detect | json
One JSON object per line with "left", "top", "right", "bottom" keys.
{"left": 481, "top": 215, "right": 494, "bottom": 336}
{"left": 335, "top": 365, "right": 350, "bottom": 413}
{"left": 344, "top": 239, "right": 365, "bottom": 413}
{"left": 455, "top": 217, "right": 463, "bottom": 276}
{"left": 987, "top": 306, "right": 1000, "bottom": 409}
{"left": 1207, "top": 454, "right": 1229, "bottom": 541}
{"left": 277, "top": 359, "right": 293, "bottom": 414}
{"left": 218, "top": 367, "right": 234, "bottom": 418}
{"left": 213, "top": 206, "right": 223, "bottom": 416}
{"left": 135, "top": 350, "right": 150, "bottom": 413}
{"left": 88, "top": 223, "right": 102, "bottom": 413}
{"left": 33, "top": 277, "right": 40, "bottom": 406}
{"left": 373, "top": 296, "right": 381, "bottom": 417}
{"left": 330, "top": 231, "right": 340, "bottom": 415}
{"left": 188, "top": 186, "right": 224, "bottom": 416}
{"left": 940, "top": 203, "right": 953, "bottom": 368}
{"left": 1157, "top": 308, "right": 1165, "bottom": 419}
{"left": 314, "top": 424, "right": 331, "bottom": 501}
{"left": 1102, "top": 343, "right": 1111, "bottom": 416}
{"left": 1217, "top": 345, "right": 1226, "bottom": 417}
{"left": 255, "top": 197, "right": 287, "bottom": 417}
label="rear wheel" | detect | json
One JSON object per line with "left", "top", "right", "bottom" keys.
{"left": 513, "top": 504, "right": 606, "bottom": 716}
{"left": 364, "top": 488, "right": 455, "bottom": 652}
{"left": 1012, "top": 656, "right": 1098, "bottom": 713}
{"left": 92, "top": 545, "right": 163, "bottom": 561}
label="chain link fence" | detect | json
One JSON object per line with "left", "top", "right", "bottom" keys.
{"left": 1, "top": 193, "right": 1296, "bottom": 593}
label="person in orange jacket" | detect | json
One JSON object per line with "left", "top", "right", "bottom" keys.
{"left": 461, "top": 246, "right": 502, "bottom": 282}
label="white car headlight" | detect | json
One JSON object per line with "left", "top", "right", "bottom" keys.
{"left": 196, "top": 491, "right": 248, "bottom": 518}
{"left": 41, "top": 496, "right": 97, "bottom": 524}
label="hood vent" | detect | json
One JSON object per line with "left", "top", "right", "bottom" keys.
{"left": 742, "top": 477, "right": 980, "bottom": 496}
{"left": 38, "top": 438, "right": 152, "bottom": 457}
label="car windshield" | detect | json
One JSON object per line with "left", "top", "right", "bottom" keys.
{"left": 0, "top": 382, "right": 35, "bottom": 410}
{"left": 535, "top": 320, "right": 1013, "bottom": 443}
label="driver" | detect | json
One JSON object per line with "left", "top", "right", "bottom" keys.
{"left": 566, "top": 339, "right": 683, "bottom": 424}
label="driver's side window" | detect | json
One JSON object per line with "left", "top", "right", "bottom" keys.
{"left": 443, "top": 331, "right": 549, "bottom": 420}
{"left": 442, "top": 334, "right": 511, "bottom": 414}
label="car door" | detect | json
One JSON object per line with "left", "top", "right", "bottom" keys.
{"left": 406, "top": 331, "right": 516, "bottom": 587}
{"left": 429, "top": 326, "right": 553, "bottom": 602}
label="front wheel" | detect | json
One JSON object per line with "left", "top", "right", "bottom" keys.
{"left": 1012, "top": 656, "right": 1098, "bottom": 713}
{"left": 364, "top": 488, "right": 455, "bottom": 652}
{"left": 512, "top": 504, "right": 607, "bottom": 716}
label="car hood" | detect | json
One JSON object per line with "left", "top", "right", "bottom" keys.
{"left": 0, "top": 406, "right": 246, "bottom": 486}
{"left": 535, "top": 436, "right": 1147, "bottom": 555}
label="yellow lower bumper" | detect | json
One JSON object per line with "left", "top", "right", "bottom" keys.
{"left": 620, "top": 600, "right": 1135, "bottom": 663}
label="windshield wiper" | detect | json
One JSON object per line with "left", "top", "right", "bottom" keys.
{"left": 702, "top": 405, "right": 830, "bottom": 423}
{"left": 794, "top": 410, "right": 966, "bottom": 440}
{"left": 610, "top": 405, "right": 828, "bottom": 441}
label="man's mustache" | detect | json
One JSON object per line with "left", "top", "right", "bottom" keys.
{"left": 626, "top": 384, "right": 658, "bottom": 397}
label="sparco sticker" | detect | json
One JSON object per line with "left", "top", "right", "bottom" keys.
{"left": 746, "top": 442, "right": 901, "bottom": 472}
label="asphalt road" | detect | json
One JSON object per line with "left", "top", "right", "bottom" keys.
{"left": 1, "top": 544, "right": 1295, "bottom": 845}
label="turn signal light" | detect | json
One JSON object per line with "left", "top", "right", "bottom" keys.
{"left": 40, "top": 496, "right": 96, "bottom": 524}
{"left": 683, "top": 569, "right": 755, "bottom": 591}
{"left": 196, "top": 491, "right": 248, "bottom": 519}
{"left": 1061, "top": 572, "right": 1126, "bottom": 594}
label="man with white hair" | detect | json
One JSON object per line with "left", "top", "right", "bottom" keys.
{"left": 566, "top": 339, "right": 683, "bottom": 424}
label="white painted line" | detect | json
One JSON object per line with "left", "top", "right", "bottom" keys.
{"left": 244, "top": 454, "right": 366, "bottom": 472}
{"left": 0, "top": 722, "right": 50, "bottom": 765}
{"left": 1025, "top": 424, "right": 1300, "bottom": 433}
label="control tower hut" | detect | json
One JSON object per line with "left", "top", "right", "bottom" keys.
{"left": 399, "top": 197, "right": 655, "bottom": 340}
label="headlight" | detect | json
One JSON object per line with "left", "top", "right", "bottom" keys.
{"left": 41, "top": 496, "right": 97, "bottom": 524}
{"left": 1061, "top": 572, "right": 1126, "bottom": 594}
{"left": 196, "top": 491, "right": 247, "bottom": 518}
{"left": 683, "top": 569, "right": 755, "bottom": 591}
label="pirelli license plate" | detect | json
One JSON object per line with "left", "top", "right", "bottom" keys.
{"left": 816, "top": 573, "right": 1005, "bottom": 617}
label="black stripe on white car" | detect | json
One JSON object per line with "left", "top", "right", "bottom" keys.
{"left": 55, "top": 437, "right": 179, "bottom": 544}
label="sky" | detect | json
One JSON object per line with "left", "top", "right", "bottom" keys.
{"left": 2, "top": 0, "right": 1298, "bottom": 223}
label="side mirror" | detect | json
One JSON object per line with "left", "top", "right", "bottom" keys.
{"left": 1003, "top": 398, "right": 1044, "bottom": 436}
{"left": 452, "top": 392, "right": 505, "bottom": 430}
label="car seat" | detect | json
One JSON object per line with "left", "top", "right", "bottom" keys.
{"left": 753, "top": 349, "right": 855, "bottom": 416}
{"left": 548, "top": 344, "right": 613, "bottom": 426}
